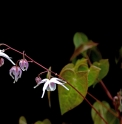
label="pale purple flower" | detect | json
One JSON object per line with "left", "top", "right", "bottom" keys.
{"left": 0, "top": 57, "right": 4, "bottom": 67}
{"left": 9, "top": 66, "right": 22, "bottom": 83}
{"left": 33, "top": 77, "right": 69, "bottom": 98}
{"left": 19, "top": 59, "right": 29, "bottom": 71}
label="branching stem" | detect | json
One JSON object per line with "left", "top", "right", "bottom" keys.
{"left": 0, "top": 43, "right": 108, "bottom": 124}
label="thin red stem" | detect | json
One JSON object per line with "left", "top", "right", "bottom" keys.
{"left": 38, "top": 71, "right": 48, "bottom": 77}
{"left": 4, "top": 48, "right": 10, "bottom": 51}
{"left": 27, "top": 61, "right": 33, "bottom": 63}
{"left": 120, "top": 117, "right": 122, "bottom": 124}
{"left": 99, "top": 80, "right": 113, "bottom": 100}
{"left": 66, "top": 82, "right": 108, "bottom": 124}
{"left": 23, "top": 51, "right": 25, "bottom": 59}
{"left": 16, "top": 59, "right": 21, "bottom": 66}
{"left": 87, "top": 92, "right": 118, "bottom": 117}
{"left": 1, "top": 43, "right": 108, "bottom": 124}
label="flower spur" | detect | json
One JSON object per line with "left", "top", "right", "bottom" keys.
{"left": 33, "top": 77, "right": 69, "bottom": 98}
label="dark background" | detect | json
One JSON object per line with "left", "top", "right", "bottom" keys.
{"left": 0, "top": 9, "right": 122, "bottom": 124}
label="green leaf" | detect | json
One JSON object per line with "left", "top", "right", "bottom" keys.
{"left": 74, "top": 58, "right": 88, "bottom": 72}
{"left": 106, "top": 109, "right": 119, "bottom": 124}
{"left": 90, "top": 47, "right": 102, "bottom": 62}
{"left": 34, "top": 119, "right": 51, "bottom": 124}
{"left": 58, "top": 69, "right": 88, "bottom": 115}
{"left": 43, "top": 119, "right": 51, "bottom": 124}
{"left": 91, "top": 101, "right": 119, "bottom": 124}
{"left": 70, "top": 41, "right": 98, "bottom": 61}
{"left": 19, "top": 116, "right": 27, "bottom": 124}
{"left": 93, "top": 59, "right": 109, "bottom": 83}
{"left": 34, "top": 121, "right": 42, "bottom": 124}
{"left": 88, "top": 65, "right": 101, "bottom": 87}
{"left": 60, "top": 63, "right": 74, "bottom": 75}
{"left": 72, "top": 58, "right": 77, "bottom": 64}
{"left": 73, "top": 32, "right": 88, "bottom": 48}
{"left": 74, "top": 59, "right": 101, "bottom": 87}
{"left": 91, "top": 101, "right": 110, "bottom": 124}
{"left": 61, "top": 58, "right": 88, "bottom": 74}
{"left": 75, "top": 58, "right": 88, "bottom": 66}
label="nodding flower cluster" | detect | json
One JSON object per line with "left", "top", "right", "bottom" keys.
{"left": 0, "top": 49, "right": 69, "bottom": 98}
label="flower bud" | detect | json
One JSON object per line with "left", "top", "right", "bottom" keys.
{"left": 19, "top": 59, "right": 29, "bottom": 71}
{"left": 0, "top": 57, "right": 4, "bottom": 67}
{"left": 35, "top": 77, "right": 42, "bottom": 84}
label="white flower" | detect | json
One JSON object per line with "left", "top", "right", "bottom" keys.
{"left": 33, "top": 77, "right": 69, "bottom": 98}
{"left": 0, "top": 49, "right": 15, "bottom": 65}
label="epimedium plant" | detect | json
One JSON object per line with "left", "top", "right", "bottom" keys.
{"left": 0, "top": 32, "right": 121, "bottom": 124}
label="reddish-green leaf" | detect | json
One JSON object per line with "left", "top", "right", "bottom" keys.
{"left": 70, "top": 41, "right": 98, "bottom": 61}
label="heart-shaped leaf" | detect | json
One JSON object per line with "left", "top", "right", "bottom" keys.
{"left": 93, "top": 59, "right": 109, "bottom": 85}
{"left": 73, "top": 32, "right": 88, "bottom": 48}
{"left": 19, "top": 116, "right": 27, "bottom": 124}
{"left": 91, "top": 101, "right": 110, "bottom": 124}
{"left": 88, "top": 65, "right": 101, "bottom": 87}
{"left": 58, "top": 69, "right": 88, "bottom": 115}
{"left": 70, "top": 41, "right": 98, "bottom": 61}
{"left": 34, "top": 119, "right": 51, "bottom": 124}
{"left": 91, "top": 101, "right": 119, "bottom": 124}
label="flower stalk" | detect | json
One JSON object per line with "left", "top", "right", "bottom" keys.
{"left": 0, "top": 43, "right": 108, "bottom": 124}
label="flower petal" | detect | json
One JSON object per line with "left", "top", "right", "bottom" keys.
{"left": 9, "top": 67, "right": 14, "bottom": 79}
{"left": 14, "top": 71, "right": 19, "bottom": 82}
{"left": 51, "top": 77, "right": 66, "bottom": 84}
{"left": 0, "top": 50, "right": 15, "bottom": 65}
{"left": 46, "top": 85, "right": 51, "bottom": 91}
{"left": 41, "top": 79, "right": 50, "bottom": 98}
{"left": 49, "top": 82, "right": 56, "bottom": 91}
{"left": 18, "top": 69, "right": 22, "bottom": 78}
{"left": 24, "top": 60, "right": 29, "bottom": 71}
{"left": 50, "top": 79, "right": 69, "bottom": 90}
{"left": 33, "top": 79, "right": 49, "bottom": 89}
